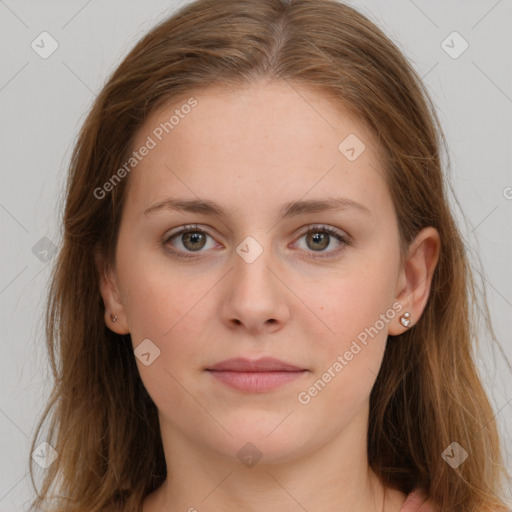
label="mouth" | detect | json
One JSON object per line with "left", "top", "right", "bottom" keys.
{"left": 205, "top": 357, "right": 308, "bottom": 393}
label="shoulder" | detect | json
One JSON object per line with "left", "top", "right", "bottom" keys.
{"left": 399, "top": 489, "right": 511, "bottom": 512}
{"left": 399, "top": 489, "right": 434, "bottom": 512}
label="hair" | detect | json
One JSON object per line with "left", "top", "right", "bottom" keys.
{"left": 28, "top": 0, "right": 510, "bottom": 511}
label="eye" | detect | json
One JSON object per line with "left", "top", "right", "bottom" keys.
{"left": 164, "top": 224, "right": 218, "bottom": 259}
{"left": 163, "top": 223, "right": 351, "bottom": 260}
{"left": 293, "top": 224, "right": 350, "bottom": 259}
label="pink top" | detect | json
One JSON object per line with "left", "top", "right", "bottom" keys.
{"left": 399, "top": 489, "right": 433, "bottom": 511}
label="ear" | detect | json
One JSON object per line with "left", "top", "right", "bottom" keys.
{"left": 94, "top": 249, "right": 130, "bottom": 335}
{"left": 388, "top": 226, "right": 440, "bottom": 335}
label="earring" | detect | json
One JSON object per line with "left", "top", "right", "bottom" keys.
{"left": 110, "top": 314, "right": 118, "bottom": 323}
{"left": 400, "top": 312, "right": 411, "bottom": 328}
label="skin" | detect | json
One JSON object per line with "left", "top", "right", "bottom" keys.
{"left": 96, "top": 78, "right": 440, "bottom": 512}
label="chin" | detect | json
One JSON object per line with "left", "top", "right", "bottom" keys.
{"left": 206, "top": 423, "right": 311, "bottom": 466}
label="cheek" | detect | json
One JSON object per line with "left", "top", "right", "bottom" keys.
{"left": 118, "top": 256, "right": 217, "bottom": 363}
{"left": 125, "top": 280, "right": 197, "bottom": 344}
{"left": 116, "top": 243, "right": 189, "bottom": 335}
{"left": 296, "top": 271, "right": 394, "bottom": 416}
{"left": 120, "top": 268, "right": 215, "bottom": 410}
{"left": 308, "top": 254, "right": 398, "bottom": 368}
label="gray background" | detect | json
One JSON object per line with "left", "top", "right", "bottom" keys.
{"left": 1, "top": 0, "right": 511, "bottom": 509}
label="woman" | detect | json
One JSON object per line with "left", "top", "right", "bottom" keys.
{"left": 28, "top": 0, "right": 510, "bottom": 510}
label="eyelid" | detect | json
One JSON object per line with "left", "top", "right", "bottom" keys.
{"left": 165, "top": 223, "right": 206, "bottom": 238}
{"left": 295, "top": 223, "right": 351, "bottom": 243}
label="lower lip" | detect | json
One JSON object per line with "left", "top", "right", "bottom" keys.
{"left": 207, "top": 370, "right": 307, "bottom": 392}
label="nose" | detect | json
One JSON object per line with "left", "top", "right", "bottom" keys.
{"left": 220, "top": 237, "right": 290, "bottom": 335}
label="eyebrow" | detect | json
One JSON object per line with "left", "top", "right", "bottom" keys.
{"left": 144, "top": 196, "right": 371, "bottom": 219}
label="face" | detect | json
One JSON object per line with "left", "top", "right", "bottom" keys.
{"left": 99, "top": 79, "right": 418, "bottom": 465}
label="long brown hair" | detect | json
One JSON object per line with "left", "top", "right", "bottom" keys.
{"left": 28, "top": 0, "right": 510, "bottom": 510}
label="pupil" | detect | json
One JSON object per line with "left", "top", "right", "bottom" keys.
{"left": 308, "top": 232, "right": 328, "bottom": 251}
{"left": 184, "top": 232, "right": 205, "bottom": 250}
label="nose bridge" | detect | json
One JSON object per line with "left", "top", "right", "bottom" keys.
{"left": 232, "top": 232, "right": 275, "bottom": 292}
{"left": 221, "top": 231, "right": 289, "bottom": 331}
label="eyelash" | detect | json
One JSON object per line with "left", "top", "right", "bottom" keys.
{"left": 163, "top": 223, "right": 351, "bottom": 260}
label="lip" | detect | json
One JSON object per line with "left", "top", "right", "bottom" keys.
{"left": 207, "top": 357, "right": 304, "bottom": 372}
{"left": 206, "top": 357, "right": 308, "bottom": 393}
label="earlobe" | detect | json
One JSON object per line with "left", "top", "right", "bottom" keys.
{"left": 399, "top": 311, "right": 411, "bottom": 328}
{"left": 102, "top": 307, "right": 129, "bottom": 335}
{"left": 94, "top": 250, "right": 130, "bottom": 335}
{"left": 389, "top": 227, "right": 441, "bottom": 336}
{"left": 388, "top": 306, "right": 413, "bottom": 336}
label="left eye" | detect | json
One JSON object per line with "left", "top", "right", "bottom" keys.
{"left": 294, "top": 225, "right": 349, "bottom": 257}
{"left": 164, "top": 224, "right": 350, "bottom": 259}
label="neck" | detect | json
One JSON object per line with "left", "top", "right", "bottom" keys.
{"left": 143, "top": 407, "right": 406, "bottom": 512}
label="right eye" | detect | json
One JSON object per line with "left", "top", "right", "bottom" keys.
{"left": 164, "top": 224, "right": 219, "bottom": 259}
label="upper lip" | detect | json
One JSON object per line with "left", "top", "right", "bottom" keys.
{"left": 206, "top": 357, "right": 305, "bottom": 372}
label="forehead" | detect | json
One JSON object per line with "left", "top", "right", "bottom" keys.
{"left": 124, "top": 79, "right": 390, "bottom": 220}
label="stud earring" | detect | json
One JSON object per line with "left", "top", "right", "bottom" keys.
{"left": 400, "top": 312, "right": 411, "bottom": 328}
{"left": 110, "top": 314, "right": 118, "bottom": 323}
